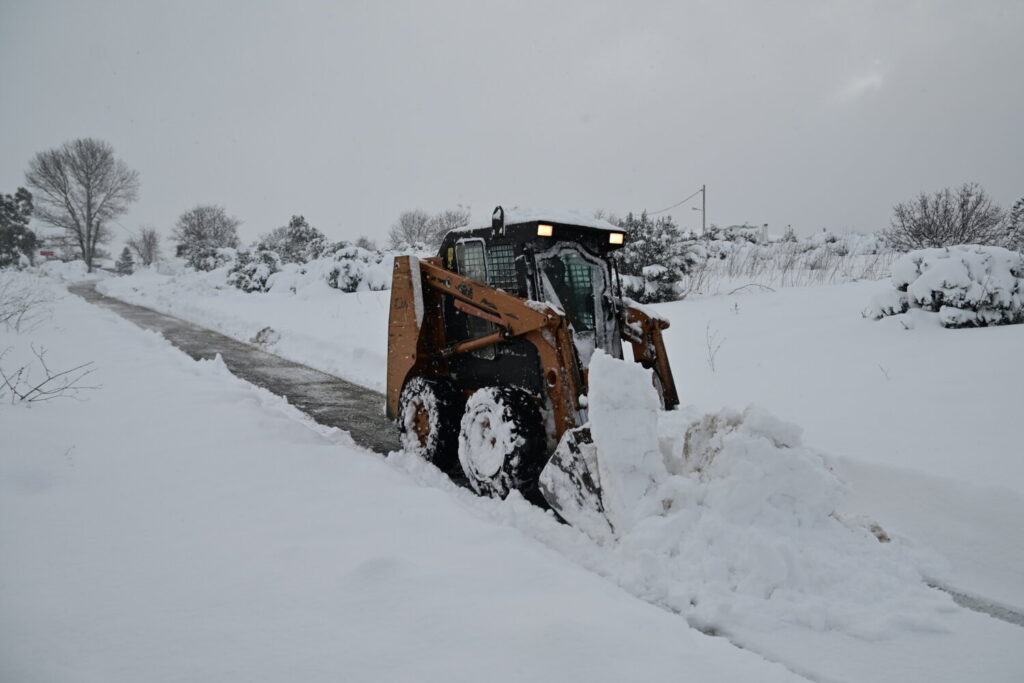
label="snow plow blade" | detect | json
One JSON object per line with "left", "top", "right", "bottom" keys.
{"left": 538, "top": 427, "right": 615, "bottom": 542}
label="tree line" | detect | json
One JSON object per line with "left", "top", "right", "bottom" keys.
{"left": 3, "top": 137, "right": 1022, "bottom": 275}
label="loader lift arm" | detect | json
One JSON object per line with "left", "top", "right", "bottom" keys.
{"left": 387, "top": 256, "right": 680, "bottom": 445}
{"left": 619, "top": 303, "right": 680, "bottom": 410}
{"left": 387, "top": 255, "right": 586, "bottom": 442}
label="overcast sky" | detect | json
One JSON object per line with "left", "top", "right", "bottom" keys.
{"left": 2, "top": 0, "right": 1022, "bottom": 247}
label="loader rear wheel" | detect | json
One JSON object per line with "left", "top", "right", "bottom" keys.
{"left": 398, "top": 377, "right": 464, "bottom": 473}
{"left": 458, "top": 386, "right": 546, "bottom": 502}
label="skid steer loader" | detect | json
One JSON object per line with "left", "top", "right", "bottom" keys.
{"left": 386, "top": 207, "right": 678, "bottom": 527}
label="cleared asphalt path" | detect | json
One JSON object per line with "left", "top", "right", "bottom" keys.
{"left": 68, "top": 282, "right": 401, "bottom": 454}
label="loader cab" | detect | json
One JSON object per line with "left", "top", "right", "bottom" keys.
{"left": 436, "top": 208, "right": 627, "bottom": 386}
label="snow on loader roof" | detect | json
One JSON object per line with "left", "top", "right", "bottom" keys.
{"left": 451, "top": 206, "right": 622, "bottom": 233}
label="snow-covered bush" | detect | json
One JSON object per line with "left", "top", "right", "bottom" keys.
{"left": 227, "top": 249, "right": 281, "bottom": 293}
{"left": 864, "top": 245, "right": 1024, "bottom": 327}
{"left": 224, "top": 243, "right": 393, "bottom": 295}
{"left": 257, "top": 215, "right": 330, "bottom": 264}
{"left": 188, "top": 246, "right": 238, "bottom": 272}
{"left": 324, "top": 245, "right": 389, "bottom": 293}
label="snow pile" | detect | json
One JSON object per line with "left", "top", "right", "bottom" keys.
{"left": 587, "top": 351, "right": 667, "bottom": 533}
{"left": 864, "top": 245, "right": 1024, "bottom": 327}
{"left": 582, "top": 352, "right": 950, "bottom": 637}
{"left": 35, "top": 259, "right": 106, "bottom": 282}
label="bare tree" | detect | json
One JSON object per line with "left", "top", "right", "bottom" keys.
{"left": 387, "top": 210, "right": 432, "bottom": 249}
{"left": 883, "top": 183, "right": 1006, "bottom": 251}
{"left": 354, "top": 235, "right": 378, "bottom": 251}
{"left": 25, "top": 138, "right": 140, "bottom": 272}
{"left": 126, "top": 227, "right": 161, "bottom": 266}
{"left": 172, "top": 205, "right": 241, "bottom": 269}
{"left": 427, "top": 206, "right": 471, "bottom": 246}
{"left": 0, "top": 273, "right": 53, "bottom": 332}
{"left": 387, "top": 206, "right": 471, "bottom": 250}
{"left": 0, "top": 345, "right": 98, "bottom": 404}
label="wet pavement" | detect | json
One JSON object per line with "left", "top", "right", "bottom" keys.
{"left": 67, "top": 282, "right": 401, "bottom": 454}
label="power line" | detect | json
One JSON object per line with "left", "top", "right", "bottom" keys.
{"left": 649, "top": 187, "right": 703, "bottom": 215}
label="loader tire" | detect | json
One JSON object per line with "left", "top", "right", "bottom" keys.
{"left": 458, "top": 386, "right": 546, "bottom": 502}
{"left": 398, "top": 376, "right": 464, "bottom": 474}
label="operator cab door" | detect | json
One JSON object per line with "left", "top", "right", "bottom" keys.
{"left": 535, "top": 243, "right": 622, "bottom": 365}
{"left": 454, "top": 238, "right": 496, "bottom": 360}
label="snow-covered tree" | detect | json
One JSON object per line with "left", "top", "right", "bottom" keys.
{"left": 115, "top": 247, "right": 134, "bottom": 275}
{"left": 1007, "top": 197, "right": 1024, "bottom": 252}
{"left": 615, "top": 211, "right": 690, "bottom": 302}
{"left": 0, "top": 187, "right": 37, "bottom": 268}
{"left": 258, "top": 215, "right": 328, "bottom": 264}
{"left": 173, "top": 205, "right": 241, "bottom": 270}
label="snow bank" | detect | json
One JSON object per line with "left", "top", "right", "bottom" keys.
{"left": 98, "top": 264, "right": 392, "bottom": 392}
{"left": 579, "top": 353, "right": 951, "bottom": 638}
{"left": 35, "top": 259, "right": 108, "bottom": 282}
{"left": 2, "top": 282, "right": 806, "bottom": 683}
{"left": 865, "top": 245, "right": 1024, "bottom": 327}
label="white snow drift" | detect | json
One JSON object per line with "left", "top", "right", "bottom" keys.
{"left": 572, "top": 352, "right": 952, "bottom": 639}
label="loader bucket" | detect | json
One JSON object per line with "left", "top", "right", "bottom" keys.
{"left": 538, "top": 427, "right": 615, "bottom": 542}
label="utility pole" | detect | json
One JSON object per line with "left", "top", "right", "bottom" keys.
{"left": 701, "top": 184, "right": 706, "bottom": 236}
{"left": 693, "top": 184, "right": 707, "bottom": 236}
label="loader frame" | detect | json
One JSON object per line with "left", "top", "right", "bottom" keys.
{"left": 386, "top": 255, "right": 679, "bottom": 448}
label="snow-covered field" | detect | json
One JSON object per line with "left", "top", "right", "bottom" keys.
{"left": 1, "top": 276, "right": 802, "bottom": 682}
{"left": 3, "top": 265, "right": 1022, "bottom": 681}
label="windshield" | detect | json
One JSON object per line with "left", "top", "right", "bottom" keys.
{"left": 539, "top": 249, "right": 599, "bottom": 332}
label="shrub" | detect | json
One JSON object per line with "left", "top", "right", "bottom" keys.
{"left": 258, "top": 215, "right": 329, "bottom": 264}
{"left": 326, "top": 245, "right": 388, "bottom": 293}
{"left": 864, "top": 245, "right": 1024, "bottom": 328}
{"left": 883, "top": 183, "right": 1006, "bottom": 250}
{"left": 227, "top": 249, "right": 281, "bottom": 292}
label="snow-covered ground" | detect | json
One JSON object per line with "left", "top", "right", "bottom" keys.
{"left": 95, "top": 268, "right": 1024, "bottom": 611}
{"left": 1, "top": 277, "right": 800, "bottom": 683}
{"left": 4, "top": 266, "right": 1021, "bottom": 681}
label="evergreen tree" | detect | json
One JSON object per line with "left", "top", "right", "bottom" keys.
{"left": 116, "top": 246, "right": 135, "bottom": 275}
{"left": 0, "top": 187, "right": 37, "bottom": 267}
{"left": 257, "top": 215, "right": 328, "bottom": 263}
{"left": 1008, "top": 197, "right": 1024, "bottom": 252}
{"left": 615, "top": 211, "right": 689, "bottom": 302}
